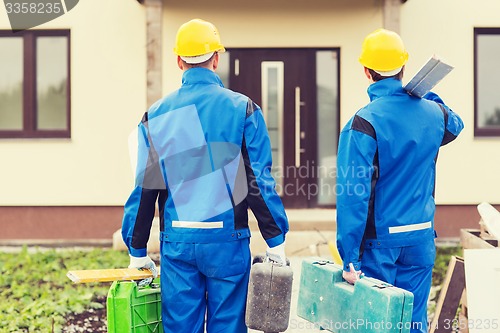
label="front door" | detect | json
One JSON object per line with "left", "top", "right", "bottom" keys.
{"left": 219, "top": 48, "right": 339, "bottom": 208}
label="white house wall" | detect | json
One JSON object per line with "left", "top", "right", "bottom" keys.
{"left": 162, "top": 0, "right": 383, "bottom": 125}
{"left": 401, "top": 0, "right": 500, "bottom": 204}
{"left": 0, "top": 0, "right": 146, "bottom": 206}
{"left": 163, "top": 0, "right": 500, "bottom": 205}
{"left": 0, "top": 0, "right": 499, "bottom": 209}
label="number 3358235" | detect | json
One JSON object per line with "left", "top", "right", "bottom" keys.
{"left": 5, "top": 2, "right": 62, "bottom": 14}
{"left": 443, "top": 318, "right": 499, "bottom": 330}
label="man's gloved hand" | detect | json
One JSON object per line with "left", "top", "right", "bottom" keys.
{"left": 265, "top": 242, "right": 287, "bottom": 266}
{"left": 128, "top": 255, "right": 158, "bottom": 278}
{"left": 342, "top": 263, "right": 363, "bottom": 285}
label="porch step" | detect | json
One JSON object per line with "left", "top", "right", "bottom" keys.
{"left": 112, "top": 209, "right": 337, "bottom": 257}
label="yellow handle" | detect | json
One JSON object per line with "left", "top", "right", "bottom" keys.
{"left": 328, "top": 240, "right": 343, "bottom": 265}
{"left": 67, "top": 267, "right": 159, "bottom": 284}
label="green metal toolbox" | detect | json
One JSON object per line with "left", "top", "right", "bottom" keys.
{"left": 107, "top": 279, "right": 163, "bottom": 333}
{"left": 297, "top": 258, "right": 414, "bottom": 333}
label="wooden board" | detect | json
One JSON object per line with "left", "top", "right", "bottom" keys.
{"left": 67, "top": 267, "right": 159, "bottom": 283}
{"left": 464, "top": 249, "right": 500, "bottom": 333}
{"left": 429, "top": 256, "right": 465, "bottom": 333}
{"left": 460, "top": 229, "right": 497, "bottom": 249}
{"left": 477, "top": 202, "right": 500, "bottom": 240}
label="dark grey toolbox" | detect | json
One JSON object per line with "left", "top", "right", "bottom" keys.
{"left": 245, "top": 254, "right": 293, "bottom": 333}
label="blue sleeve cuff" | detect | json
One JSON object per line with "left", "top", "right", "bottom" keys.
{"left": 129, "top": 246, "right": 147, "bottom": 257}
{"left": 344, "top": 261, "right": 361, "bottom": 272}
{"left": 265, "top": 233, "right": 286, "bottom": 248}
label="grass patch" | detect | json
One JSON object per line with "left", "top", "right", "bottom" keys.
{"left": 428, "top": 245, "right": 463, "bottom": 319}
{"left": 0, "top": 245, "right": 463, "bottom": 332}
{"left": 0, "top": 247, "right": 128, "bottom": 333}
{"left": 433, "top": 245, "right": 463, "bottom": 287}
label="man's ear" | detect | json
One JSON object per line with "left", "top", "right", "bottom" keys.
{"left": 177, "top": 56, "right": 185, "bottom": 70}
{"left": 212, "top": 53, "right": 219, "bottom": 71}
{"left": 364, "top": 67, "right": 372, "bottom": 80}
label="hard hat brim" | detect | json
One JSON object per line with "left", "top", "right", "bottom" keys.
{"left": 180, "top": 52, "right": 215, "bottom": 64}
{"left": 373, "top": 66, "right": 403, "bottom": 76}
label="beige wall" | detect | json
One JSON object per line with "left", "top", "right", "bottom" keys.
{"left": 162, "top": 0, "right": 382, "bottom": 116}
{"left": 0, "top": 0, "right": 146, "bottom": 205}
{"left": 1, "top": 0, "right": 499, "bottom": 207}
{"left": 163, "top": 0, "right": 500, "bottom": 206}
{"left": 401, "top": 0, "right": 500, "bottom": 204}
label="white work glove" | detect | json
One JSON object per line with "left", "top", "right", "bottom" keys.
{"left": 128, "top": 255, "right": 158, "bottom": 278}
{"left": 265, "top": 242, "right": 287, "bottom": 266}
{"left": 342, "top": 263, "right": 363, "bottom": 285}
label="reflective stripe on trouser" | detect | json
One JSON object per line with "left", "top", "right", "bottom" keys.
{"left": 360, "top": 237, "right": 436, "bottom": 333}
{"left": 160, "top": 238, "right": 251, "bottom": 333}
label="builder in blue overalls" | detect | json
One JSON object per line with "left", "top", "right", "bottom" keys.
{"left": 121, "top": 19, "right": 289, "bottom": 333}
{"left": 336, "top": 29, "right": 463, "bottom": 333}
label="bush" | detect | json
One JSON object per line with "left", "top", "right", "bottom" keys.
{"left": 433, "top": 245, "right": 463, "bottom": 287}
{"left": 0, "top": 247, "right": 129, "bottom": 333}
{"left": 0, "top": 245, "right": 462, "bottom": 332}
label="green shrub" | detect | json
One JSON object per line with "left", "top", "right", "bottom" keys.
{"left": 433, "top": 245, "right": 463, "bottom": 287}
{"left": 0, "top": 247, "right": 128, "bottom": 333}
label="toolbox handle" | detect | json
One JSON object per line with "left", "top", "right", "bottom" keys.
{"left": 373, "top": 282, "right": 393, "bottom": 289}
{"left": 312, "top": 260, "right": 334, "bottom": 266}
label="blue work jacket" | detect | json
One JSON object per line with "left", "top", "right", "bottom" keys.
{"left": 336, "top": 78, "right": 463, "bottom": 271}
{"left": 122, "top": 68, "right": 288, "bottom": 257}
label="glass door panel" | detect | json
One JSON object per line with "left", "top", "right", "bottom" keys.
{"left": 261, "top": 61, "right": 284, "bottom": 194}
{"left": 316, "top": 51, "right": 339, "bottom": 205}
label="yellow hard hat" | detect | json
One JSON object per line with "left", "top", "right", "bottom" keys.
{"left": 359, "top": 28, "right": 409, "bottom": 75}
{"left": 174, "top": 19, "right": 225, "bottom": 63}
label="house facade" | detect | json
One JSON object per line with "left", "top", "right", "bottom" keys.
{"left": 1, "top": 0, "right": 499, "bottom": 242}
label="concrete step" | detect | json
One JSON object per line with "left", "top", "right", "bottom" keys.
{"left": 113, "top": 209, "right": 337, "bottom": 257}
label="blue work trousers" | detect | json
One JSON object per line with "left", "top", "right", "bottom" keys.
{"left": 160, "top": 238, "right": 251, "bottom": 333}
{"left": 361, "top": 238, "right": 436, "bottom": 333}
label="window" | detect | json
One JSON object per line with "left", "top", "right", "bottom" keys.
{"left": 0, "top": 30, "right": 70, "bottom": 138}
{"left": 474, "top": 28, "right": 500, "bottom": 136}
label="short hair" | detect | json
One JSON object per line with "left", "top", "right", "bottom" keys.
{"left": 368, "top": 67, "right": 404, "bottom": 82}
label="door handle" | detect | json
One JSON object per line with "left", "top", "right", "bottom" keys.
{"left": 295, "top": 86, "right": 306, "bottom": 168}
{"left": 234, "top": 59, "right": 240, "bottom": 76}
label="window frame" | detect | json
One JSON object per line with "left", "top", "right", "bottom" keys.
{"left": 0, "top": 29, "right": 71, "bottom": 139}
{"left": 474, "top": 27, "right": 500, "bottom": 137}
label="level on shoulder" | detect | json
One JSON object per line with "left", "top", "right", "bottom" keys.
{"left": 403, "top": 55, "right": 454, "bottom": 98}
{"left": 67, "top": 267, "right": 160, "bottom": 283}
